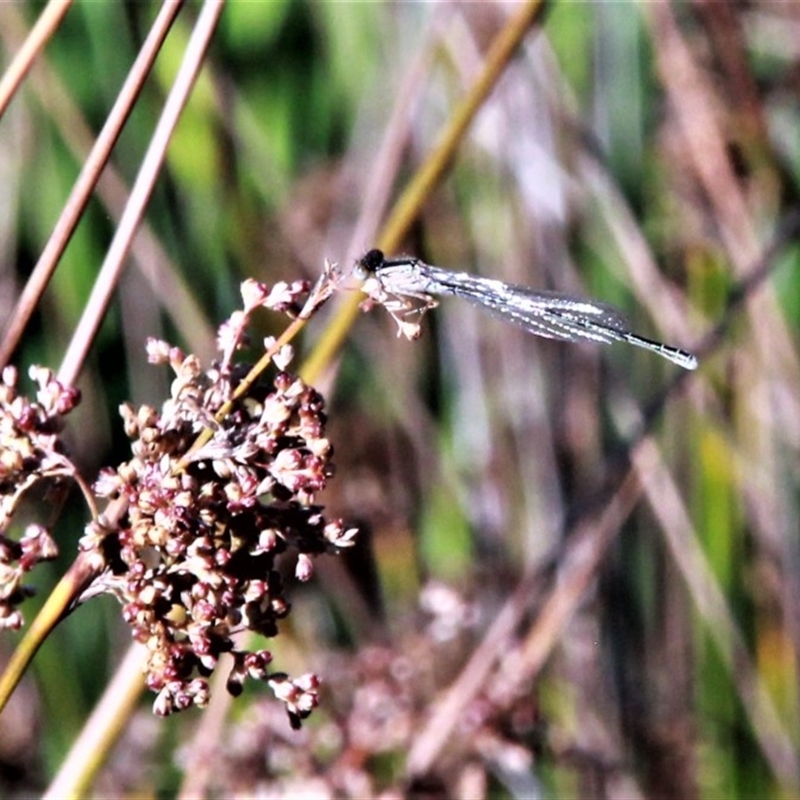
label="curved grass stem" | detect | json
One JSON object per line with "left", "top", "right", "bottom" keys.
{"left": 299, "top": 0, "right": 547, "bottom": 384}
{"left": 0, "top": 552, "right": 100, "bottom": 716}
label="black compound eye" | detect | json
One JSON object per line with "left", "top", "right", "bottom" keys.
{"left": 359, "top": 249, "right": 386, "bottom": 273}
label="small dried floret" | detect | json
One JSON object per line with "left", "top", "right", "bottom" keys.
{"left": 268, "top": 672, "right": 319, "bottom": 729}
{"left": 272, "top": 344, "right": 294, "bottom": 372}
{"left": 264, "top": 280, "right": 311, "bottom": 314}
{"left": 226, "top": 648, "right": 273, "bottom": 697}
{"left": 145, "top": 338, "right": 173, "bottom": 364}
{"left": 2, "top": 366, "right": 17, "bottom": 389}
{"left": 295, "top": 553, "right": 314, "bottom": 582}
{"left": 240, "top": 279, "right": 271, "bottom": 313}
{"left": 30, "top": 368, "right": 80, "bottom": 416}
{"left": 217, "top": 312, "right": 249, "bottom": 365}
{"left": 19, "top": 524, "right": 58, "bottom": 566}
{"left": 153, "top": 678, "right": 210, "bottom": 716}
{"left": 324, "top": 521, "right": 359, "bottom": 549}
{"left": 0, "top": 607, "right": 24, "bottom": 631}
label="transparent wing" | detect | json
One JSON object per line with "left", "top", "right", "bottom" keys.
{"left": 379, "top": 264, "right": 697, "bottom": 370}
{"left": 375, "top": 260, "right": 697, "bottom": 369}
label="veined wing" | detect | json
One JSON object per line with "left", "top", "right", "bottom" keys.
{"left": 365, "top": 252, "right": 698, "bottom": 370}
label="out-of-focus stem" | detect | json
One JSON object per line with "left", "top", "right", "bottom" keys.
{"left": 299, "top": 0, "right": 547, "bottom": 385}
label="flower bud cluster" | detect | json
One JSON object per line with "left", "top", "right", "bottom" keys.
{"left": 0, "top": 365, "right": 80, "bottom": 628}
{"left": 84, "top": 281, "right": 356, "bottom": 720}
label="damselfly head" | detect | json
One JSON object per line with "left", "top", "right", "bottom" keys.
{"left": 354, "top": 248, "right": 386, "bottom": 279}
{"left": 353, "top": 250, "right": 388, "bottom": 306}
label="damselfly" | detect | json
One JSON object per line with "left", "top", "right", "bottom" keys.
{"left": 355, "top": 249, "right": 698, "bottom": 370}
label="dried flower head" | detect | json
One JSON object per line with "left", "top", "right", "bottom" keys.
{"left": 81, "top": 268, "right": 356, "bottom": 721}
{"left": 0, "top": 365, "right": 80, "bottom": 628}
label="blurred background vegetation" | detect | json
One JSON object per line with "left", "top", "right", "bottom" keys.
{"left": 1, "top": 0, "right": 799, "bottom": 797}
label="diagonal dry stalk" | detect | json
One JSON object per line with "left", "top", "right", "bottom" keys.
{"left": 0, "top": 0, "right": 184, "bottom": 368}
{"left": 56, "top": 0, "right": 223, "bottom": 386}
{"left": 0, "top": 2, "right": 215, "bottom": 365}
{"left": 0, "top": 0, "right": 72, "bottom": 120}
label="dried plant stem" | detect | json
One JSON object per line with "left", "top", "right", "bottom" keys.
{"left": 0, "top": 551, "right": 101, "bottom": 716}
{"left": 299, "top": 0, "right": 547, "bottom": 385}
{"left": 44, "top": 643, "right": 149, "bottom": 800}
{"left": 633, "top": 436, "right": 800, "bottom": 785}
{"left": 380, "top": 0, "right": 547, "bottom": 255}
{"left": 405, "top": 470, "right": 642, "bottom": 778}
{"left": 344, "top": 11, "right": 446, "bottom": 265}
{"left": 0, "top": 2, "right": 214, "bottom": 362}
{"left": 71, "top": 469, "right": 100, "bottom": 521}
{"left": 644, "top": 0, "right": 800, "bottom": 387}
{"left": 57, "top": 0, "right": 224, "bottom": 387}
{"left": 175, "top": 654, "right": 237, "bottom": 800}
{"left": 0, "top": 0, "right": 184, "bottom": 367}
{"left": 0, "top": 0, "right": 72, "bottom": 121}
